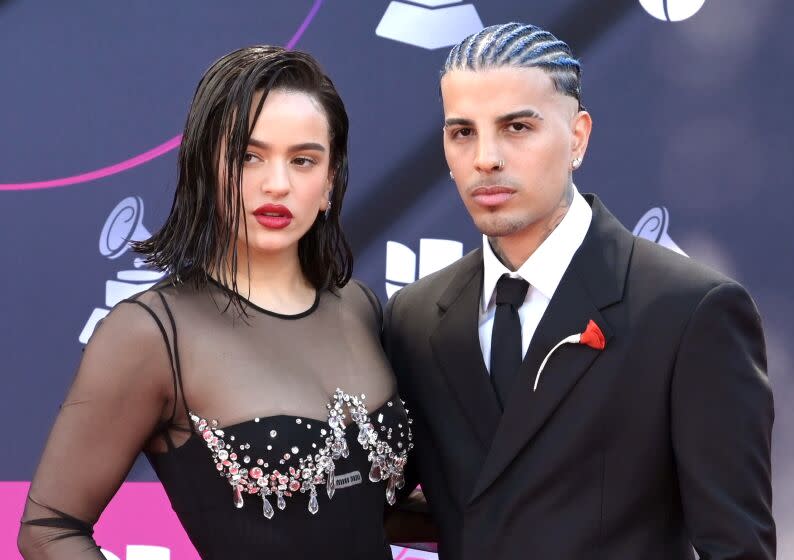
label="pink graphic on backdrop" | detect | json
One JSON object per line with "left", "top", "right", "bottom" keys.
{"left": 1, "top": 482, "right": 200, "bottom": 559}
{"left": 0, "top": 0, "right": 324, "bottom": 192}
{"left": 3, "top": 482, "right": 436, "bottom": 559}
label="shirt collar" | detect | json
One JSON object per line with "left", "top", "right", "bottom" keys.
{"left": 481, "top": 186, "right": 593, "bottom": 312}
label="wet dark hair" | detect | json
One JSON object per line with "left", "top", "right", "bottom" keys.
{"left": 134, "top": 45, "right": 352, "bottom": 310}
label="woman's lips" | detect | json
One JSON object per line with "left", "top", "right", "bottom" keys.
{"left": 253, "top": 204, "right": 293, "bottom": 229}
{"left": 470, "top": 186, "right": 516, "bottom": 207}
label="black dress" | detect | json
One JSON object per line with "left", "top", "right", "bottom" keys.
{"left": 20, "top": 277, "right": 413, "bottom": 559}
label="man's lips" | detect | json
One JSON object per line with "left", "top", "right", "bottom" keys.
{"left": 253, "top": 204, "right": 293, "bottom": 229}
{"left": 470, "top": 186, "right": 516, "bottom": 207}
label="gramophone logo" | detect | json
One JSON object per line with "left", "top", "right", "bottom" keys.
{"left": 385, "top": 238, "right": 463, "bottom": 297}
{"left": 638, "top": 0, "right": 707, "bottom": 22}
{"left": 78, "top": 196, "right": 166, "bottom": 344}
{"left": 632, "top": 206, "right": 688, "bottom": 256}
{"left": 376, "top": 0, "right": 483, "bottom": 50}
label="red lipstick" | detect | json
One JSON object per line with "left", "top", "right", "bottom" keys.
{"left": 470, "top": 185, "right": 516, "bottom": 207}
{"left": 253, "top": 204, "right": 293, "bottom": 229}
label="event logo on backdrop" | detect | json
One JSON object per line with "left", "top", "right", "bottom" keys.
{"left": 638, "top": 0, "right": 707, "bottom": 22}
{"left": 376, "top": 0, "right": 483, "bottom": 49}
{"left": 101, "top": 545, "right": 170, "bottom": 560}
{"left": 632, "top": 206, "right": 688, "bottom": 256}
{"left": 79, "top": 196, "right": 166, "bottom": 344}
{"left": 385, "top": 239, "right": 463, "bottom": 297}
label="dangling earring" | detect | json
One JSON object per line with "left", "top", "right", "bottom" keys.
{"left": 572, "top": 157, "right": 582, "bottom": 170}
{"left": 449, "top": 171, "right": 455, "bottom": 180}
{"left": 324, "top": 200, "right": 332, "bottom": 220}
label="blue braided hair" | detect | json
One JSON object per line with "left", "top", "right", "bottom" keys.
{"left": 441, "top": 22, "right": 584, "bottom": 110}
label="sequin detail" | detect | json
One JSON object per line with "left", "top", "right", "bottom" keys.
{"left": 189, "top": 389, "right": 413, "bottom": 518}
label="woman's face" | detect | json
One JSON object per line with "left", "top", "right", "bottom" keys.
{"left": 225, "top": 88, "right": 332, "bottom": 258}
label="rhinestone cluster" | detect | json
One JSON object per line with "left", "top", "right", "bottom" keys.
{"left": 189, "top": 389, "right": 413, "bottom": 518}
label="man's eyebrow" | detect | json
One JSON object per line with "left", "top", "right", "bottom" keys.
{"left": 496, "top": 109, "right": 543, "bottom": 123}
{"left": 248, "top": 138, "right": 326, "bottom": 152}
{"left": 444, "top": 117, "right": 474, "bottom": 128}
{"left": 443, "top": 110, "right": 544, "bottom": 128}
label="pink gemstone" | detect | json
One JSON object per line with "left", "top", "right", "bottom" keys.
{"left": 202, "top": 430, "right": 213, "bottom": 441}
{"left": 223, "top": 460, "right": 232, "bottom": 467}
{"left": 250, "top": 468, "right": 263, "bottom": 479}
{"left": 216, "top": 463, "right": 224, "bottom": 471}
{"left": 278, "top": 475, "right": 289, "bottom": 485}
{"left": 289, "top": 467, "right": 297, "bottom": 476}
{"left": 230, "top": 466, "right": 239, "bottom": 475}
{"left": 230, "top": 453, "right": 237, "bottom": 460}
{"left": 289, "top": 481, "right": 301, "bottom": 492}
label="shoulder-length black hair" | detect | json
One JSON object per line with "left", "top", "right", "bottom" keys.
{"left": 134, "top": 45, "right": 353, "bottom": 310}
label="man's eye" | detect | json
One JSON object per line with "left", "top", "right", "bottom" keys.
{"left": 508, "top": 123, "right": 529, "bottom": 132}
{"left": 453, "top": 128, "right": 473, "bottom": 138}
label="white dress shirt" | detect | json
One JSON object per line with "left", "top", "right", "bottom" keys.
{"left": 479, "top": 187, "right": 593, "bottom": 372}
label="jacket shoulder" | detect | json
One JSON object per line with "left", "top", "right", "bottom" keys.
{"left": 392, "top": 248, "right": 481, "bottom": 307}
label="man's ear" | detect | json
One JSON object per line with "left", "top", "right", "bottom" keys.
{"left": 571, "top": 110, "right": 592, "bottom": 163}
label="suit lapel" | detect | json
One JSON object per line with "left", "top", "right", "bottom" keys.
{"left": 470, "top": 195, "right": 633, "bottom": 501}
{"left": 430, "top": 249, "right": 502, "bottom": 447}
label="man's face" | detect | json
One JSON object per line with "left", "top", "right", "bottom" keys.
{"left": 441, "top": 66, "right": 590, "bottom": 242}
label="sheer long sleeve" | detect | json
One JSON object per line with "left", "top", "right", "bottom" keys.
{"left": 18, "top": 297, "right": 176, "bottom": 559}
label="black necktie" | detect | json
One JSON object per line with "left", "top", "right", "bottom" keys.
{"left": 490, "top": 274, "right": 530, "bottom": 409}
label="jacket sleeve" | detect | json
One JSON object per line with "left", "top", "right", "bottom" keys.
{"left": 671, "top": 281, "right": 775, "bottom": 559}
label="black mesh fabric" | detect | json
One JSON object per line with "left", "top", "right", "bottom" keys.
{"left": 19, "top": 277, "right": 410, "bottom": 559}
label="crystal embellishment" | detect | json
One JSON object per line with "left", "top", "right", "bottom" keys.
{"left": 262, "top": 492, "right": 275, "bottom": 519}
{"left": 189, "top": 389, "right": 414, "bottom": 519}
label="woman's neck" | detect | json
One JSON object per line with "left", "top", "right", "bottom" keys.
{"left": 218, "top": 243, "right": 316, "bottom": 315}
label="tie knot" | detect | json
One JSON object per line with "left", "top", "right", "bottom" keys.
{"left": 494, "top": 274, "right": 529, "bottom": 307}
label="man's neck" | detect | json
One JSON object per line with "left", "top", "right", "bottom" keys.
{"left": 489, "top": 181, "right": 575, "bottom": 270}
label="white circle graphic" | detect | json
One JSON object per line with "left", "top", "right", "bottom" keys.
{"left": 638, "top": 0, "right": 707, "bottom": 22}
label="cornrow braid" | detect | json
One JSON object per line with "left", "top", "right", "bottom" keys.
{"left": 441, "top": 22, "right": 584, "bottom": 110}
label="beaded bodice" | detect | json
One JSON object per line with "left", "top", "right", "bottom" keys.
{"left": 190, "top": 389, "right": 413, "bottom": 518}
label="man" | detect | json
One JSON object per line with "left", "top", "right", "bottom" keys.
{"left": 384, "top": 23, "right": 775, "bottom": 559}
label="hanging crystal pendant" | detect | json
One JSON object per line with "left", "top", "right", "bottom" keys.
{"left": 341, "top": 438, "right": 350, "bottom": 458}
{"left": 357, "top": 423, "right": 371, "bottom": 445}
{"left": 262, "top": 492, "right": 275, "bottom": 519}
{"left": 386, "top": 476, "right": 397, "bottom": 505}
{"left": 233, "top": 486, "right": 244, "bottom": 509}
{"left": 277, "top": 490, "right": 286, "bottom": 510}
{"left": 327, "top": 462, "right": 336, "bottom": 499}
{"left": 308, "top": 488, "right": 319, "bottom": 515}
{"left": 369, "top": 460, "right": 382, "bottom": 482}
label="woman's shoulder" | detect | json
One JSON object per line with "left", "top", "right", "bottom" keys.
{"left": 337, "top": 279, "right": 383, "bottom": 330}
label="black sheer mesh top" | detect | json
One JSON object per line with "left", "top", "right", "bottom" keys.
{"left": 19, "top": 277, "right": 412, "bottom": 560}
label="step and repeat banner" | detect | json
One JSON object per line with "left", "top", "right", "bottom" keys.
{"left": 2, "top": 0, "right": 792, "bottom": 558}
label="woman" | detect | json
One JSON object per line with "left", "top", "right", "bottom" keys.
{"left": 18, "top": 46, "right": 413, "bottom": 559}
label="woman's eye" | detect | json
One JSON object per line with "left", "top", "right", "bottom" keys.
{"left": 243, "top": 152, "right": 260, "bottom": 163}
{"left": 293, "top": 156, "right": 316, "bottom": 167}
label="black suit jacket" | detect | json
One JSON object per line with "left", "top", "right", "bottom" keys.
{"left": 384, "top": 195, "right": 775, "bottom": 560}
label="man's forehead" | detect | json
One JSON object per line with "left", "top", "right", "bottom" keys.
{"left": 441, "top": 66, "right": 556, "bottom": 91}
{"left": 440, "top": 67, "right": 570, "bottom": 117}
